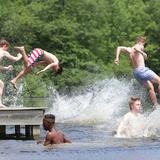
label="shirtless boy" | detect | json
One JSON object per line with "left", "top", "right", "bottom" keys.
{"left": 116, "top": 96, "right": 141, "bottom": 137}
{"left": 114, "top": 36, "right": 160, "bottom": 108}
{"left": 10, "top": 46, "right": 63, "bottom": 89}
{"left": 0, "top": 40, "right": 22, "bottom": 107}
{"left": 43, "top": 114, "right": 71, "bottom": 146}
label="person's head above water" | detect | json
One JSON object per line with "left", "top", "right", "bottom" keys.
{"left": 129, "top": 96, "right": 141, "bottom": 113}
{"left": 43, "top": 114, "right": 55, "bottom": 131}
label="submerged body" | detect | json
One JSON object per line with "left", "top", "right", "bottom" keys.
{"left": 43, "top": 114, "right": 71, "bottom": 146}
{"left": 116, "top": 96, "right": 143, "bottom": 138}
{"left": 44, "top": 128, "right": 71, "bottom": 146}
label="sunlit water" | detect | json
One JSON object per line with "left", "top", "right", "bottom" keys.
{"left": 1, "top": 77, "right": 160, "bottom": 160}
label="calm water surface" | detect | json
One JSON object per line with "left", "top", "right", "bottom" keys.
{"left": 0, "top": 123, "right": 160, "bottom": 160}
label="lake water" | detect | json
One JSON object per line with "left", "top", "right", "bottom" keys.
{"left": 1, "top": 123, "right": 160, "bottom": 160}
{"left": 1, "top": 78, "right": 160, "bottom": 160}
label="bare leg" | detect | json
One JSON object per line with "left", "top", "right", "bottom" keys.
{"left": 0, "top": 80, "right": 6, "bottom": 108}
{"left": 10, "top": 67, "right": 32, "bottom": 90}
{"left": 11, "top": 46, "right": 31, "bottom": 89}
{"left": 144, "top": 81, "right": 159, "bottom": 109}
{"left": 14, "top": 46, "right": 29, "bottom": 67}
{"left": 154, "top": 76, "right": 160, "bottom": 94}
{"left": 10, "top": 60, "right": 45, "bottom": 90}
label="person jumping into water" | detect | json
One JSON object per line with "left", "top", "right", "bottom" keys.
{"left": 114, "top": 36, "right": 160, "bottom": 109}
{"left": 10, "top": 46, "right": 63, "bottom": 90}
{"left": 0, "top": 40, "right": 22, "bottom": 107}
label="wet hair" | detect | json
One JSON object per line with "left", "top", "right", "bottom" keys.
{"left": 0, "top": 40, "right": 9, "bottom": 47}
{"left": 128, "top": 96, "right": 140, "bottom": 110}
{"left": 55, "top": 64, "right": 63, "bottom": 75}
{"left": 135, "top": 36, "right": 145, "bottom": 44}
{"left": 43, "top": 114, "right": 55, "bottom": 131}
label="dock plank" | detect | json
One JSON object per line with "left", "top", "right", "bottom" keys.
{"left": 0, "top": 107, "right": 46, "bottom": 139}
{"left": 0, "top": 107, "right": 46, "bottom": 125}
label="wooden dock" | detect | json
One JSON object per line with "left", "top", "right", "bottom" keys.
{"left": 0, "top": 107, "right": 46, "bottom": 140}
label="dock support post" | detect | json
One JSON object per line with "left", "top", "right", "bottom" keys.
{"left": 0, "top": 125, "right": 6, "bottom": 136}
{"left": 25, "top": 125, "right": 31, "bottom": 138}
{"left": 15, "top": 125, "right": 21, "bottom": 138}
{"left": 0, "top": 107, "right": 46, "bottom": 139}
{"left": 32, "top": 125, "right": 40, "bottom": 140}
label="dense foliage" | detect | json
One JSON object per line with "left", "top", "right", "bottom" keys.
{"left": 0, "top": 0, "right": 160, "bottom": 97}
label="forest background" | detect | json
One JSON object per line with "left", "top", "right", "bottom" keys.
{"left": 0, "top": 0, "right": 160, "bottom": 98}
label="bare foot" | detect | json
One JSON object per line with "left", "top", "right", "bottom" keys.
{"left": 10, "top": 80, "right": 17, "bottom": 90}
{"left": 14, "top": 46, "right": 24, "bottom": 52}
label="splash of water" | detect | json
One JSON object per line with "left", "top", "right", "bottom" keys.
{"left": 114, "top": 108, "right": 160, "bottom": 138}
{"left": 3, "top": 76, "right": 160, "bottom": 138}
{"left": 143, "top": 107, "right": 160, "bottom": 137}
{"left": 114, "top": 114, "right": 146, "bottom": 138}
{"left": 4, "top": 83, "right": 23, "bottom": 107}
{"left": 48, "top": 78, "right": 148, "bottom": 124}
{"left": 47, "top": 77, "right": 160, "bottom": 138}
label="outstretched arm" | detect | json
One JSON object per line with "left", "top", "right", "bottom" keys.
{"left": 114, "top": 46, "right": 131, "bottom": 65}
{"left": 5, "top": 51, "right": 22, "bottom": 62}
{"left": 0, "top": 65, "right": 13, "bottom": 72}
{"left": 116, "top": 113, "right": 130, "bottom": 136}
{"left": 116, "top": 119, "right": 125, "bottom": 136}
{"left": 116, "top": 115, "right": 127, "bottom": 136}
{"left": 36, "top": 62, "right": 58, "bottom": 75}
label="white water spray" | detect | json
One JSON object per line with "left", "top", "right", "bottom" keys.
{"left": 4, "top": 83, "right": 23, "bottom": 107}
{"left": 48, "top": 78, "right": 148, "bottom": 124}
{"left": 47, "top": 77, "right": 160, "bottom": 138}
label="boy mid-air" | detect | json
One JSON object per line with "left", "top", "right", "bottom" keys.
{"left": 11, "top": 46, "right": 63, "bottom": 89}
{"left": 114, "top": 36, "right": 160, "bottom": 109}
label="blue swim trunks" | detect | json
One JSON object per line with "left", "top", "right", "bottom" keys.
{"left": 133, "top": 67, "right": 157, "bottom": 85}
